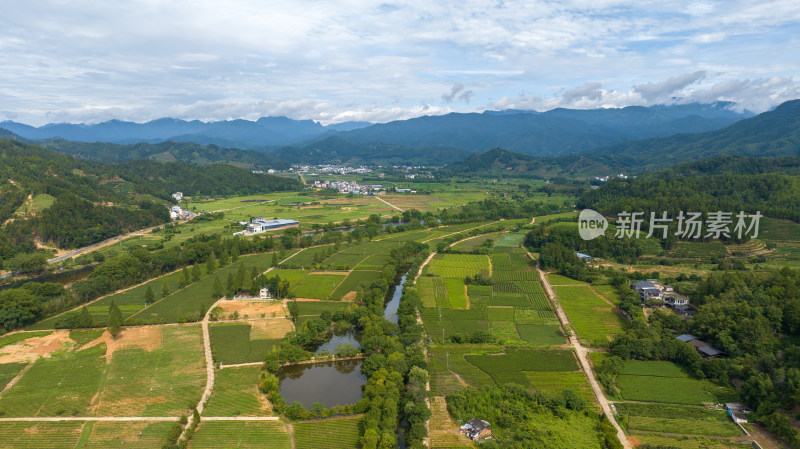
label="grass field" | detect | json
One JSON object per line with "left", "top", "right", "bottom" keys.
{"left": 631, "top": 434, "right": 750, "bottom": 449}
{"left": 0, "top": 362, "right": 27, "bottom": 390}
{"left": 616, "top": 361, "right": 738, "bottom": 405}
{"left": 0, "top": 344, "right": 106, "bottom": 417}
{"left": 421, "top": 308, "right": 488, "bottom": 343}
{"left": 81, "top": 421, "right": 177, "bottom": 448}
{"left": 515, "top": 324, "right": 565, "bottom": 345}
{"left": 203, "top": 365, "right": 271, "bottom": 416}
{"left": 94, "top": 325, "right": 206, "bottom": 417}
{"left": 547, "top": 274, "right": 587, "bottom": 285}
{"left": 555, "top": 285, "right": 625, "bottom": 345}
{"left": 427, "top": 254, "right": 490, "bottom": 279}
{"left": 593, "top": 285, "right": 621, "bottom": 304}
{"left": 130, "top": 252, "right": 278, "bottom": 323}
{"left": 466, "top": 348, "right": 578, "bottom": 387}
{"left": 294, "top": 301, "right": 355, "bottom": 317}
{"left": 330, "top": 270, "right": 381, "bottom": 300}
{"left": 210, "top": 322, "right": 282, "bottom": 365}
{"left": 0, "top": 422, "right": 84, "bottom": 448}
{"left": 267, "top": 269, "right": 309, "bottom": 289}
{"left": 444, "top": 278, "right": 467, "bottom": 308}
{"left": 293, "top": 417, "right": 361, "bottom": 449}
{"left": 617, "top": 402, "right": 741, "bottom": 437}
{"left": 291, "top": 273, "right": 347, "bottom": 299}
{"left": 524, "top": 371, "right": 594, "bottom": 404}
{"left": 190, "top": 421, "right": 291, "bottom": 449}
{"left": 428, "top": 345, "right": 495, "bottom": 396}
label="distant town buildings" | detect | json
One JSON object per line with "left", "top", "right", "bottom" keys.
{"left": 312, "top": 180, "right": 385, "bottom": 195}
{"left": 171, "top": 192, "right": 183, "bottom": 202}
{"left": 593, "top": 174, "right": 629, "bottom": 182}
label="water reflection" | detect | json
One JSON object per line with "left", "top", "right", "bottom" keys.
{"left": 314, "top": 327, "right": 361, "bottom": 354}
{"left": 278, "top": 359, "right": 366, "bottom": 409}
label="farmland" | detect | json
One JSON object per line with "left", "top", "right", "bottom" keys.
{"left": 190, "top": 421, "right": 292, "bottom": 449}
{"left": 554, "top": 285, "right": 626, "bottom": 345}
{"left": 290, "top": 273, "right": 347, "bottom": 299}
{"left": 614, "top": 361, "right": 738, "bottom": 405}
{"left": 209, "top": 322, "right": 284, "bottom": 365}
{"left": 293, "top": 416, "right": 362, "bottom": 449}
{"left": 426, "top": 254, "right": 490, "bottom": 279}
{"left": 203, "top": 365, "right": 271, "bottom": 416}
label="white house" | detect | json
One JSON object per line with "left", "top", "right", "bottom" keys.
{"left": 259, "top": 287, "right": 272, "bottom": 300}
{"left": 172, "top": 192, "right": 183, "bottom": 202}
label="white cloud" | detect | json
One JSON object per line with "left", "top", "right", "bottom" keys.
{"left": 0, "top": 1, "right": 799, "bottom": 125}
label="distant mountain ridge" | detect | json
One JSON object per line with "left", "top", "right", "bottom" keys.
{"left": 589, "top": 99, "right": 800, "bottom": 169}
{"left": 2, "top": 102, "right": 750, "bottom": 156}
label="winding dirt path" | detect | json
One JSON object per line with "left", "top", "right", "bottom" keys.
{"left": 538, "top": 266, "right": 632, "bottom": 449}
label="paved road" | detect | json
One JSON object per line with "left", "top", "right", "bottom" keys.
{"left": 374, "top": 196, "right": 403, "bottom": 211}
{"left": 538, "top": 265, "right": 632, "bottom": 449}
{"left": 47, "top": 224, "right": 163, "bottom": 264}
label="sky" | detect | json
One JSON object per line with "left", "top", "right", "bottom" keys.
{"left": 2, "top": 0, "right": 800, "bottom": 126}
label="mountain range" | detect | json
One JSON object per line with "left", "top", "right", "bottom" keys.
{"left": 1, "top": 102, "right": 749, "bottom": 157}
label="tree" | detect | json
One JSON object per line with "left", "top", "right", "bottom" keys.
{"left": 271, "top": 252, "right": 279, "bottom": 267}
{"left": 234, "top": 264, "right": 246, "bottom": 291}
{"left": 107, "top": 300, "right": 123, "bottom": 338}
{"left": 161, "top": 278, "right": 170, "bottom": 297}
{"left": 77, "top": 306, "right": 93, "bottom": 328}
{"left": 180, "top": 266, "right": 190, "bottom": 288}
{"left": 206, "top": 252, "right": 217, "bottom": 274}
{"left": 226, "top": 273, "right": 235, "bottom": 298}
{"left": 192, "top": 264, "right": 202, "bottom": 282}
{"left": 212, "top": 276, "right": 223, "bottom": 300}
{"left": 144, "top": 285, "right": 154, "bottom": 304}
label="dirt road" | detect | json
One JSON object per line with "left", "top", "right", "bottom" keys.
{"left": 538, "top": 266, "right": 632, "bottom": 449}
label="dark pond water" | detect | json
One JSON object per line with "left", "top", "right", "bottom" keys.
{"left": 383, "top": 272, "right": 409, "bottom": 324}
{"left": 277, "top": 359, "right": 366, "bottom": 409}
{"left": 314, "top": 327, "right": 360, "bottom": 354}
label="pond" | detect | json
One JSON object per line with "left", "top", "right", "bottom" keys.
{"left": 277, "top": 359, "right": 366, "bottom": 409}
{"left": 314, "top": 326, "right": 360, "bottom": 354}
{"left": 383, "top": 271, "right": 409, "bottom": 324}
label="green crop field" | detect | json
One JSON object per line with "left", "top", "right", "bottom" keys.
{"left": 524, "top": 371, "right": 594, "bottom": 404}
{"left": 68, "top": 329, "right": 104, "bottom": 346}
{"left": 427, "top": 254, "right": 490, "bottom": 279}
{"left": 330, "top": 270, "right": 381, "bottom": 300}
{"left": 555, "top": 285, "right": 625, "bottom": 345}
{"left": 204, "top": 365, "right": 271, "bottom": 416}
{"left": 494, "top": 233, "right": 524, "bottom": 248}
{"left": 94, "top": 325, "right": 206, "bottom": 417}
{"left": 82, "top": 421, "right": 177, "bottom": 448}
{"left": 0, "top": 344, "right": 107, "bottom": 417}
{"left": 294, "top": 416, "right": 361, "bottom": 449}
{"left": 620, "top": 360, "right": 691, "bottom": 377}
{"left": 466, "top": 348, "right": 578, "bottom": 387}
{"left": 466, "top": 284, "right": 491, "bottom": 297}
{"left": 421, "top": 308, "right": 488, "bottom": 343}
{"left": 617, "top": 402, "right": 741, "bottom": 437}
{"left": 444, "top": 278, "right": 467, "bottom": 308}
{"left": 130, "top": 252, "right": 277, "bottom": 323}
{"left": 0, "top": 421, "right": 84, "bottom": 448}
{"left": 489, "top": 321, "right": 521, "bottom": 341}
{"left": 428, "top": 345, "right": 495, "bottom": 395}
{"left": 487, "top": 307, "right": 515, "bottom": 322}
{"left": 210, "top": 322, "right": 281, "bottom": 365}
{"left": 546, "top": 274, "right": 587, "bottom": 285}
{"left": 513, "top": 281, "right": 550, "bottom": 310}
{"left": 449, "top": 233, "right": 501, "bottom": 251}
{"left": 617, "top": 374, "right": 738, "bottom": 405}
{"left": 267, "top": 269, "right": 309, "bottom": 288}
{"left": 287, "top": 245, "right": 336, "bottom": 268}
{"left": 190, "top": 421, "right": 291, "bottom": 449}
{"left": 488, "top": 293, "right": 530, "bottom": 307}
{"left": 516, "top": 324, "right": 565, "bottom": 345}
{"left": 0, "top": 362, "right": 27, "bottom": 390}
{"left": 593, "top": 285, "right": 621, "bottom": 304}
{"left": 631, "top": 434, "right": 750, "bottom": 449}
{"left": 291, "top": 273, "right": 347, "bottom": 299}
{"left": 295, "top": 300, "right": 355, "bottom": 317}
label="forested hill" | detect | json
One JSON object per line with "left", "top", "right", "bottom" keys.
{"left": 0, "top": 138, "right": 300, "bottom": 263}
{"left": 578, "top": 156, "right": 800, "bottom": 223}
{"left": 271, "top": 136, "right": 472, "bottom": 165}
{"left": 438, "top": 147, "right": 623, "bottom": 178}
{"left": 38, "top": 138, "right": 290, "bottom": 170}
{"left": 590, "top": 99, "right": 800, "bottom": 169}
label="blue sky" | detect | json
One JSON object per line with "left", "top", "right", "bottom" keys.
{"left": 1, "top": 0, "right": 799, "bottom": 125}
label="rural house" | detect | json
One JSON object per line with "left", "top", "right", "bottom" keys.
{"left": 460, "top": 419, "right": 491, "bottom": 441}
{"left": 676, "top": 334, "right": 726, "bottom": 359}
